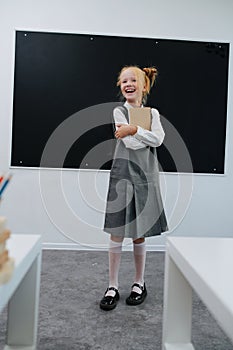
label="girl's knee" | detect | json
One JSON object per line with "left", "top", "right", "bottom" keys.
{"left": 133, "top": 237, "right": 145, "bottom": 244}
{"left": 110, "top": 235, "right": 124, "bottom": 243}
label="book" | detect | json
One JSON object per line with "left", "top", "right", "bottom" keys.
{"left": 0, "top": 249, "right": 8, "bottom": 267}
{"left": 0, "top": 229, "right": 10, "bottom": 244}
{"left": 129, "top": 107, "right": 151, "bottom": 131}
{"left": 0, "top": 216, "right": 14, "bottom": 285}
{"left": 0, "top": 241, "right": 6, "bottom": 255}
{"left": 0, "top": 216, "right": 6, "bottom": 234}
{"left": 0, "top": 258, "right": 14, "bottom": 284}
{"left": 0, "top": 217, "right": 10, "bottom": 246}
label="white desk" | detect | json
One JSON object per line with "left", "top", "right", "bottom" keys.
{"left": 162, "top": 236, "right": 233, "bottom": 350}
{"left": 0, "top": 234, "right": 42, "bottom": 350}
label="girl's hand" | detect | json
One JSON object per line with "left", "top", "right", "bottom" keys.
{"left": 115, "top": 124, "right": 137, "bottom": 139}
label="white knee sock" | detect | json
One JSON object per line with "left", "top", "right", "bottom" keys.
{"left": 106, "top": 239, "right": 123, "bottom": 297}
{"left": 133, "top": 241, "right": 146, "bottom": 294}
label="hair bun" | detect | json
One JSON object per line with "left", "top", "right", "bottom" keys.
{"left": 143, "top": 67, "right": 158, "bottom": 88}
{"left": 143, "top": 67, "right": 158, "bottom": 78}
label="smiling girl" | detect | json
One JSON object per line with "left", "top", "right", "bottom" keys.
{"left": 100, "top": 66, "right": 168, "bottom": 311}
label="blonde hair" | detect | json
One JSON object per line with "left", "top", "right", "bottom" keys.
{"left": 117, "top": 65, "right": 158, "bottom": 103}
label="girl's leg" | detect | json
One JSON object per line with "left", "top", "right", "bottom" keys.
{"left": 105, "top": 235, "right": 123, "bottom": 297}
{"left": 132, "top": 237, "right": 146, "bottom": 294}
{"left": 125, "top": 236, "right": 147, "bottom": 305}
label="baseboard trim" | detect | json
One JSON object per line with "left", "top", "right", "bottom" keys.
{"left": 42, "top": 242, "right": 166, "bottom": 252}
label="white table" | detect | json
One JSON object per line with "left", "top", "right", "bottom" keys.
{"left": 162, "top": 236, "right": 233, "bottom": 350}
{"left": 0, "top": 234, "right": 42, "bottom": 350}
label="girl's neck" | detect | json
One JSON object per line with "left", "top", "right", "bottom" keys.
{"left": 126, "top": 100, "right": 142, "bottom": 108}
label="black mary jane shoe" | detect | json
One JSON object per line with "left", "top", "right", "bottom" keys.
{"left": 100, "top": 287, "right": 120, "bottom": 311}
{"left": 126, "top": 283, "right": 147, "bottom": 305}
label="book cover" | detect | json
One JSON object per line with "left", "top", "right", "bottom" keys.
{"left": 0, "top": 249, "right": 8, "bottom": 267}
{"left": 0, "top": 258, "right": 14, "bottom": 284}
{"left": 129, "top": 107, "right": 151, "bottom": 131}
{"left": 0, "top": 216, "right": 6, "bottom": 234}
{"left": 0, "top": 229, "right": 10, "bottom": 244}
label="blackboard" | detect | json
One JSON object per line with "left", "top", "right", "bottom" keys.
{"left": 11, "top": 30, "right": 229, "bottom": 173}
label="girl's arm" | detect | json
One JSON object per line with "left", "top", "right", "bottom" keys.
{"left": 113, "top": 108, "right": 146, "bottom": 150}
{"left": 113, "top": 108, "right": 165, "bottom": 149}
{"left": 134, "top": 108, "right": 165, "bottom": 147}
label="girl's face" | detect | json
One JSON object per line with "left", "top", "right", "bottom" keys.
{"left": 120, "top": 68, "right": 145, "bottom": 106}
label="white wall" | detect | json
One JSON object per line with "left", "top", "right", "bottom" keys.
{"left": 0, "top": 0, "right": 233, "bottom": 250}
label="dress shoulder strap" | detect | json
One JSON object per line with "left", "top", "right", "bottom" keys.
{"left": 115, "top": 105, "right": 129, "bottom": 123}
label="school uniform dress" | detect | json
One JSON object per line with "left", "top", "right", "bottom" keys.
{"left": 104, "top": 102, "right": 168, "bottom": 239}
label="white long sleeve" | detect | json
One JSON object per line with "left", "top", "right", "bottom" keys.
{"left": 113, "top": 103, "right": 165, "bottom": 150}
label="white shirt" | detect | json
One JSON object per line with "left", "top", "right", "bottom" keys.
{"left": 113, "top": 102, "right": 165, "bottom": 150}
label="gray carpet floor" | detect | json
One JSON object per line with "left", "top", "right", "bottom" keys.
{"left": 0, "top": 250, "right": 233, "bottom": 350}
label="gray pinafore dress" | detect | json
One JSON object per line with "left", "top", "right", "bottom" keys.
{"left": 104, "top": 106, "right": 168, "bottom": 239}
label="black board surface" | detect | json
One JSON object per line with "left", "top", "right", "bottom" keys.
{"left": 11, "top": 31, "right": 229, "bottom": 173}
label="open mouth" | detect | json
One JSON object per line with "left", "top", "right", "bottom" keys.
{"left": 125, "top": 88, "right": 136, "bottom": 93}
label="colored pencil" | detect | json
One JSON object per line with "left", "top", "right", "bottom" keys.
{"left": 0, "top": 174, "right": 4, "bottom": 184}
{"left": 0, "top": 174, "right": 13, "bottom": 197}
